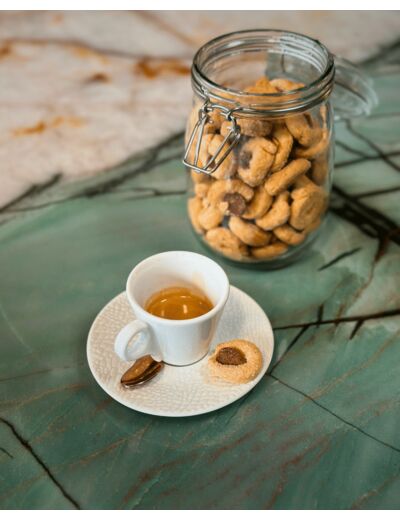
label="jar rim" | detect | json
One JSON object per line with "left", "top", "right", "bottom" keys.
{"left": 191, "top": 29, "right": 335, "bottom": 114}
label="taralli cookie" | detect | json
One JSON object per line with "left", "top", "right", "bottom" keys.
{"left": 271, "top": 123, "right": 293, "bottom": 172}
{"left": 286, "top": 114, "right": 322, "bottom": 147}
{"left": 303, "top": 216, "right": 322, "bottom": 234}
{"left": 294, "top": 129, "right": 329, "bottom": 160}
{"left": 208, "top": 134, "right": 237, "bottom": 179}
{"left": 205, "top": 227, "right": 248, "bottom": 260}
{"left": 232, "top": 79, "right": 275, "bottom": 135}
{"left": 208, "top": 340, "right": 263, "bottom": 384}
{"left": 311, "top": 157, "right": 329, "bottom": 186}
{"left": 251, "top": 241, "right": 288, "bottom": 259}
{"left": 242, "top": 185, "right": 273, "bottom": 220}
{"left": 292, "top": 174, "right": 328, "bottom": 203}
{"left": 237, "top": 117, "right": 273, "bottom": 138}
{"left": 207, "top": 178, "right": 254, "bottom": 208}
{"left": 220, "top": 117, "right": 272, "bottom": 140}
{"left": 290, "top": 180, "right": 327, "bottom": 230}
{"left": 229, "top": 216, "right": 271, "bottom": 247}
{"left": 273, "top": 224, "right": 306, "bottom": 245}
{"left": 255, "top": 191, "right": 291, "bottom": 230}
{"left": 241, "top": 77, "right": 279, "bottom": 105}
{"left": 270, "top": 78, "right": 305, "bottom": 91}
{"left": 187, "top": 197, "right": 204, "bottom": 235}
{"left": 198, "top": 205, "right": 224, "bottom": 230}
{"left": 238, "top": 137, "right": 277, "bottom": 187}
{"left": 264, "top": 158, "right": 311, "bottom": 196}
{"left": 245, "top": 76, "right": 279, "bottom": 94}
{"left": 292, "top": 173, "right": 314, "bottom": 190}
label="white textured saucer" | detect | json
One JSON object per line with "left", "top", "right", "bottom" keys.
{"left": 87, "top": 286, "right": 274, "bottom": 417}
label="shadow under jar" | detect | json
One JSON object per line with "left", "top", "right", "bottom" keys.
{"left": 184, "top": 29, "right": 376, "bottom": 268}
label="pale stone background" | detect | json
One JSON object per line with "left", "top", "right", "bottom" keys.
{"left": 0, "top": 10, "right": 399, "bottom": 208}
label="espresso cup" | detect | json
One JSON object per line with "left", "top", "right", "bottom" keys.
{"left": 114, "top": 251, "right": 230, "bottom": 366}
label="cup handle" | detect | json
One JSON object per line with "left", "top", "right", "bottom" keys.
{"left": 114, "top": 320, "right": 162, "bottom": 362}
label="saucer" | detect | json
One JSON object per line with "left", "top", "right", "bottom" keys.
{"left": 87, "top": 286, "right": 274, "bottom": 417}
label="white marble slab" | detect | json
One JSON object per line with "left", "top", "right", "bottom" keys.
{"left": 0, "top": 11, "right": 399, "bottom": 208}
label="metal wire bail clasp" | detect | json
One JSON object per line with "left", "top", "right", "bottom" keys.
{"left": 183, "top": 100, "right": 241, "bottom": 175}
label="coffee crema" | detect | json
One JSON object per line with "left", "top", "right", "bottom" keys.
{"left": 145, "top": 286, "right": 213, "bottom": 320}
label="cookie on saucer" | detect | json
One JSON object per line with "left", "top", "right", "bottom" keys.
{"left": 208, "top": 339, "right": 263, "bottom": 384}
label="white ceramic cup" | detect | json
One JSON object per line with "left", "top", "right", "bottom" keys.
{"left": 114, "top": 251, "right": 230, "bottom": 366}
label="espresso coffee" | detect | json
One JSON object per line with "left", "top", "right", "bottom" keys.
{"left": 145, "top": 286, "right": 213, "bottom": 320}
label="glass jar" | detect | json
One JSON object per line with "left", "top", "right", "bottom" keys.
{"left": 183, "top": 30, "right": 376, "bottom": 268}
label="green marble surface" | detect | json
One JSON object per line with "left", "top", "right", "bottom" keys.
{"left": 1, "top": 43, "right": 400, "bottom": 510}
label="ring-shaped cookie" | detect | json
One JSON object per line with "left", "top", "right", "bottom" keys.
{"left": 290, "top": 188, "right": 327, "bottom": 230}
{"left": 238, "top": 137, "right": 277, "bottom": 187}
{"left": 205, "top": 227, "right": 248, "bottom": 260}
{"left": 229, "top": 216, "right": 271, "bottom": 247}
{"left": 273, "top": 224, "right": 306, "bottom": 245}
{"left": 255, "top": 191, "right": 291, "bottom": 230}
{"left": 251, "top": 241, "right": 288, "bottom": 259}
{"left": 242, "top": 186, "right": 273, "bottom": 220}
{"left": 264, "top": 159, "right": 311, "bottom": 196}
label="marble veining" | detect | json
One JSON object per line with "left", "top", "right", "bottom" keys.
{"left": 0, "top": 11, "right": 399, "bottom": 208}
{"left": 0, "top": 10, "right": 400, "bottom": 510}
